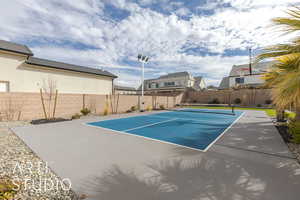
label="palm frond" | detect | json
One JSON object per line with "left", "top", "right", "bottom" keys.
{"left": 272, "top": 71, "right": 300, "bottom": 108}
{"left": 272, "top": 7, "right": 300, "bottom": 33}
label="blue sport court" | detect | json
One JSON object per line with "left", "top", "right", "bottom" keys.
{"left": 87, "top": 109, "right": 244, "bottom": 151}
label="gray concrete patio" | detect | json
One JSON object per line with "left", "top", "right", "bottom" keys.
{"left": 12, "top": 110, "right": 300, "bottom": 200}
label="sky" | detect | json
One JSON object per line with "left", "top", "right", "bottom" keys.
{"left": 0, "top": 0, "right": 299, "bottom": 87}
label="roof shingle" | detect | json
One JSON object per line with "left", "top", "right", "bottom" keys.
{"left": 26, "top": 57, "right": 117, "bottom": 78}
{"left": 0, "top": 40, "right": 33, "bottom": 56}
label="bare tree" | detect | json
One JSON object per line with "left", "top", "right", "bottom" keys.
{"left": 1, "top": 97, "right": 24, "bottom": 121}
{"left": 40, "top": 77, "right": 58, "bottom": 119}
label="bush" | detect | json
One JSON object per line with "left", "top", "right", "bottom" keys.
{"left": 126, "top": 110, "right": 132, "bottom": 113}
{"left": 0, "top": 178, "right": 19, "bottom": 200}
{"left": 146, "top": 106, "right": 152, "bottom": 111}
{"left": 234, "top": 98, "right": 242, "bottom": 104}
{"left": 80, "top": 108, "right": 91, "bottom": 116}
{"left": 159, "top": 105, "right": 165, "bottom": 110}
{"left": 103, "top": 107, "right": 109, "bottom": 115}
{"left": 208, "top": 98, "right": 220, "bottom": 104}
{"left": 265, "top": 99, "right": 272, "bottom": 105}
{"left": 131, "top": 106, "right": 137, "bottom": 112}
{"left": 257, "top": 104, "right": 262, "bottom": 107}
{"left": 289, "top": 120, "right": 300, "bottom": 144}
{"left": 71, "top": 113, "right": 81, "bottom": 119}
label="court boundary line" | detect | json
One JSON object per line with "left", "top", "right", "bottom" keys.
{"left": 86, "top": 111, "right": 173, "bottom": 123}
{"left": 85, "top": 111, "right": 245, "bottom": 153}
{"left": 85, "top": 123, "right": 206, "bottom": 152}
{"left": 203, "top": 112, "right": 245, "bottom": 152}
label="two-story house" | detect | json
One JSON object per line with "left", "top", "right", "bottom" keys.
{"left": 142, "top": 71, "right": 206, "bottom": 93}
{"left": 219, "top": 62, "right": 271, "bottom": 89}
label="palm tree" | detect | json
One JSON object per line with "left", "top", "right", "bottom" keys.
{"left": 256, "top": 7, "right": 300, "bottom": 122}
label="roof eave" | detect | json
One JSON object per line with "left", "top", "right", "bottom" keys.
{"left": 25, "top": 61, "right": 118, "bottom": 78}
{"left": 0, "top": 47, "right": 33, "bottom": 56}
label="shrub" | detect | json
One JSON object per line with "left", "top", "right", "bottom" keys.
{"left": 257, "top": 104, "right": 262, "bottom": 107}
{"left": 80, "top": 108, "right": 91, "bottom": 116}
{"left": 146, "top": 106, "right": 152, "bottom": 111}
{"left": 126, "top": 110, "right": 132, "bottom": 113}
{"left": 131, "top": 106, "right": 137, "bottom": 112}
{"left": 289, "top": 120, "right": 300, "bottom": 144}
{"left": 192, "top": 100, "right": 197, "bottom": 103}
{"left": 103, "top": 107, "right": 109, "bottom": 115}
{"left": 234, "top": 98, "right": 242, "bottom": 104}
{"left": 265, "top": 99, "right": 272, "bottom": 105}
{"left": 71, "top": 113, "right": 81, "bottom": 119}
{"left": 208, "top": 98, "right": 220, "bottom": 104}
{"left": 159, "top": 105, "right": 165, "bottom": 110}
{"left": 0, "top": 178, "right": 19, "bottom": 200}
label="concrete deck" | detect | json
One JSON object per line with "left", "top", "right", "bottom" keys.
{"left": 12, "top": 110, "right": 300, "bottom": 200}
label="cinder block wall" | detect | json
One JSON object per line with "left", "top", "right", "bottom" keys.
{"left": 0, "top": 92, "right": 183, "bottom": 120}
{"left": 183, "top": 89, "right": 272, "bottom": 105}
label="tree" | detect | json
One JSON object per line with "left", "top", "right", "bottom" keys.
{"left": 40, "top": 77, "right": 58, "bottom": 119}
{"left": 256, "top": 7, "right": 300, "bottom": 122}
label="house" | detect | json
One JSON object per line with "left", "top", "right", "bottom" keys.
{"left": 114, "top": 85, "right": 137, "bottom": 95}
{"left": 0, "top": 40, "right": 117, "bottom": 94}
{"left": 142, "top": 72, "right": 206, "bottom": 93}
{"left": 219, "top": 62, "right": 271, "bottom": 89}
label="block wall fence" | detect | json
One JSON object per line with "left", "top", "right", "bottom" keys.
{"left": 0, "top": 92, "right": 183, "bottom": 120}
{"left": 182, "top": 89, "right": 272, "bottom": 105}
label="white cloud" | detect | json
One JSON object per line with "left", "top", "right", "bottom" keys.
{"left": 0, "top": 0, "right": 298, "bottom": 87}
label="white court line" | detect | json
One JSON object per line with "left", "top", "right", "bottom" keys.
{"left": 123, "top": 118, "right": 178, "bottom": 132}
{"left": 85, "top": 110, "right": 174, "bottom": 123}
{"left": 149, "top": 114, "right": 233, "bottom": 125}
{"left": 85, "top": 111, "right": 245, "bottom": 152}
{"left": 203, "top": 112, "right": 245, "bottom": 152}
{"left": 85, "top": 123, "right": 206, "bottom": 152}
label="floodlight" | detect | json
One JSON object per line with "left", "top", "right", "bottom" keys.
{"left": 138, "top": 54, "right": 142, "bottom": 60}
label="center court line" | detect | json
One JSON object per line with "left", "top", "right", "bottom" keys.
{"left": 123, "top": 118, "right": 178, "bottom": 132}
{"left": 149, "top": 114, "right": 232, "bottom": 125}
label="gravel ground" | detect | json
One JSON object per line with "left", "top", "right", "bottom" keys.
{"left": 0, "top": 121, "right": 77, "bottom": 200}
{"left": 287, "top": 143, "right": 300, "bottom": 163}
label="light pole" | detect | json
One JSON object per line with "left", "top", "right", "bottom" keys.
{"left": 138, "top": 54, "right": 149, "bottom": 111}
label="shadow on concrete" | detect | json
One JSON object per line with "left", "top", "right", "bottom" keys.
{"left": 81, "top": 147, "right": 300, "bottom": 200}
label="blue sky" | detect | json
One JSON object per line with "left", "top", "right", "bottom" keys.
{"left": 0, "top": 0, "right": 298, "bottom": 87}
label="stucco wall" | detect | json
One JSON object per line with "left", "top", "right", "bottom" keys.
{"left": 0, "top": 51, "right": 113, "bottom": 94}
{"left": 0, "top": 92, "right": 183, "bottom": 120}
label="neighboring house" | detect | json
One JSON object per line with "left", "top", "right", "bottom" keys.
{"left": 142, "top": 71, "right": 206, "bottom": 93}
{"left": 114, "top": 85, "right": 137, "bottom": 95}
{"left": 0, "top": 40, "right": 117, "bottom": 94}
{"left": 219, "top": 62, "right": 271, "bottom": 89}
{"left": 206, "top": 85, "right": 219, "bottom": 90}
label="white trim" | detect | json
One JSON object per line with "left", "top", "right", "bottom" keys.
{"left": 203, "top": 112, "right": 245, "bottom": 152}
{"left": 85, "top": 111, "right": 245, "bottom": 152}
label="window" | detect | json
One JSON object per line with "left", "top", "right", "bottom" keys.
{"left": 0, "top": 81, "right": 9, "bottom": 92}
{"left": 164, "top": 82, "right": 175, "bottom": 87}
{"left": 235, "top": 77, "right": 244, "bottom": 84}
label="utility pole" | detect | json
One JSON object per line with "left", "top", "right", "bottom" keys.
{"left": 249, "top": 47, "right": 252, "bottom": 75}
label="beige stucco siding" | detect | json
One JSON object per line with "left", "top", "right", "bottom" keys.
{"left": 0, "top": 52, "right": 113, "bottom": 94}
